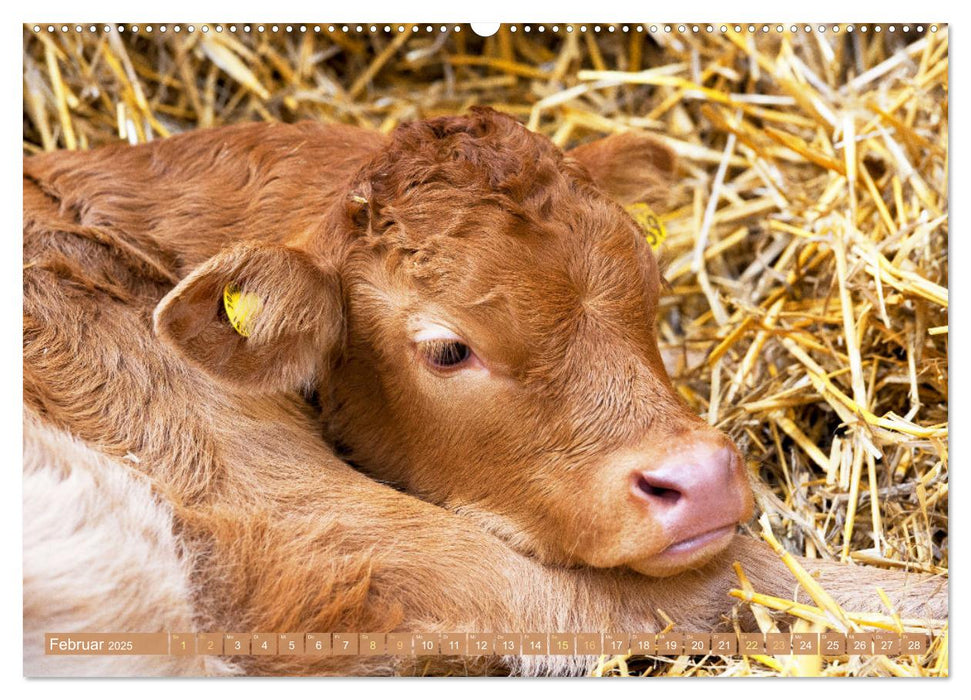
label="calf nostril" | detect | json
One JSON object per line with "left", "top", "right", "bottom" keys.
{"left": 634, "top": 475, "right": 683, "bottom": 505}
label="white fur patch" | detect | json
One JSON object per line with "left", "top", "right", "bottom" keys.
{"left": 23, "top": 413, "right": 237, "bottom": 677}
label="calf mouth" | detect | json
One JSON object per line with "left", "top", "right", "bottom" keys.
{"left": 660, "top": 524, "right": 736, "bottom": 557}
{"left": 630, "top": 524, "right": 737, "bottom": 577}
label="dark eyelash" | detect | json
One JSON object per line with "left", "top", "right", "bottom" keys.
{"left": 419, "top": 339, "right": 472, "bottom": 369}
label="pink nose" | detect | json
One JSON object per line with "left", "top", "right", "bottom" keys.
{"left": 630, "top": 437, "right": 751, "bottom": 545}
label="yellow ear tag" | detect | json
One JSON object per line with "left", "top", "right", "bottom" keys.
{"left": 223, "top": 282, "right": 263, "bottom": 338}
{"left": 626, "top": 203, "right": 668, "bottom": 251}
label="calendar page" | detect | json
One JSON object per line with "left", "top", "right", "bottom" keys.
{"left": 22, "top": 20, "right": 948, "bottom": 679}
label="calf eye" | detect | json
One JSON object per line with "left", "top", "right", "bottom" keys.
{"left": 419, "top": 339, "right": 473, "bottom": 370}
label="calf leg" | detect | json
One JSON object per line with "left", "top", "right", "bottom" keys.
{"left": 174, "top": 477, "right": 677, "bottom": 676}
{"left": 648, "top": 535, "right": 946, "bottom": 632}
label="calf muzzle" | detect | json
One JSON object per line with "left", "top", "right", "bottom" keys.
{"left": 628, "top": 432, "right": 753, "bottom": 576}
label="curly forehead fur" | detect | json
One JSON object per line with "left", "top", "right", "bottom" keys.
{"left": 356, "top": 108, "right": 594, "bottom": 240}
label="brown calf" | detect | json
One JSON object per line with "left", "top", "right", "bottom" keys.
{"left": 23, "top": 109, "right": 945, "bottom": 675}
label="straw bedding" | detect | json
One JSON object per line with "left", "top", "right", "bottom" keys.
{"left": 22, "top": 22, "right": 948, "bottom": 677}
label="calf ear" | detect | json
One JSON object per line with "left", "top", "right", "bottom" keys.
{"left": 153, "top": 243, "right": 341, "bottom": 393}
{"left": 567, "top": 131, "right": 677, "bottom": 207}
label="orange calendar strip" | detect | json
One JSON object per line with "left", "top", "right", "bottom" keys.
{"left": 43, "top": 631, "right": 936, "bottom": 657}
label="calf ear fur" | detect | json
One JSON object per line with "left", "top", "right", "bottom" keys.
{"left": 153, "top": 243, "right": 342, "bottom": 393}
{"left": 567, "top": 131, "right": 678, "bottom": 207}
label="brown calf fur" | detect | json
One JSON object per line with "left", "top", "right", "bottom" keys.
{"left": 23, "top": 110, "right": 945, "bottom": 676}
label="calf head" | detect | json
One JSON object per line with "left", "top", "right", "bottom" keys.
{"left": 156, "top": 109, "right": 753, "bottom": 577}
